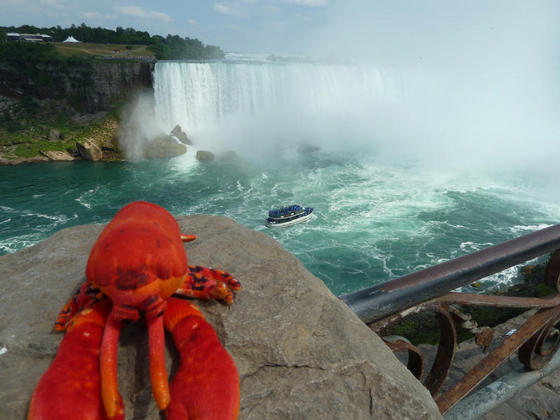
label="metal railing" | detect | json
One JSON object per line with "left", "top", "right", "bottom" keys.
{"left": 340, "top": 223, "right": 560, "bottom": 416}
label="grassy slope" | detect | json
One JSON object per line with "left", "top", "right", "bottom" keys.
{"left": 54, "top": 42, "right": 154, "bottom": 58}
{"left": 0, "top": 97, "right": 121, "bottom": 161}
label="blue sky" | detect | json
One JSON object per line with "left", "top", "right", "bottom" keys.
{"left": 2, "top": 0, "right": 560, "bottom": 61}
{"left": 1, "top": 0, "right": 332, "bottom": 53}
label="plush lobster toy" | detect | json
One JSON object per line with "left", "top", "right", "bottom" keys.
{"left": 28, "top": 201, "right": 240, "bottom": 420}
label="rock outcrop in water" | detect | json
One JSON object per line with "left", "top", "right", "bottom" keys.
{"left": 170, "top": 124, "right": 192, "bottom": 145}
{"left": 143, "top": 134, "right": 187, "bottom": 159}
{"left": 196, "top": 150, "right": 215, "bottom": 161}
{"left": 0, "top": 215, "right": 442, "bottom": 420}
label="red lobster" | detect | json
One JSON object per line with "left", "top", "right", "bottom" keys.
{"left": 28, "top": 201, "right": 241, "bottom": 420}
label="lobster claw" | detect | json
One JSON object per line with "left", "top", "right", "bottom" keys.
{"left": 28, "top": 301, "right": 124, "bottom": 420}
{"left": 164, "top": 297, "right": 240, "bottom": 420}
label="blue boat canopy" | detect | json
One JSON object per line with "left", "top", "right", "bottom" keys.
{"left": 268, "top": 204, "right": 303, "bottom": 218}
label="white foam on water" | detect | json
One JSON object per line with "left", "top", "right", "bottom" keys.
{"left": 0, "top": 236, "right": 39, "bottom": 254}
{"left": 75, "top": 188, "right": 97, "bottom": 209}
{"left": 510, "top": 224, "right": 552, "bottom": 234}
{"left": 169, "top": 149, "right": 199, "bottom": 173}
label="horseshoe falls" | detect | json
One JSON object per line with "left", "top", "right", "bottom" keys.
{"left": 2, "top": 57, "right": 560, "bottom": 296}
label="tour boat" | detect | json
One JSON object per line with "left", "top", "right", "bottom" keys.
{"left": 265, "top": 205, "right": 314, "bottom": 228}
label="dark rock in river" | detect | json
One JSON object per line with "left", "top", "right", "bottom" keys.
{"left": 196, "top": 150, "right": 215, "bottom": 162}
{"left": 143, "top": 134, "right": 187, "bottom": 159}
{"left": 0, "top": 216, "right": 441, "bottom": 420}
{"left": 170, "top": 124, "right": 192, "bottom": 145}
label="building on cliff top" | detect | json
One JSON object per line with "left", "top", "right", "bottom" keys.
{"left": 7, "top": 33, "right": 52, "bottom": 42}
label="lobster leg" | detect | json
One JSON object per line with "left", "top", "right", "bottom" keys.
{"left": 101, "top": 300, "right": 173, "bottom": 416}
{"left": 28, "top": 301, "right": 124, "bottom": 420}
{"left": 99, "top": 306, "right": 125, "bottom": 419}
{"left": 164, "top": 297, "right": 240, "bottom": 420}
{"left": 175, "top": 265, "right": 241, "bottom": 304}
{"left": 55, "top": 281, "right": 106, "bottom": 331}
{"left": 146, "top": 314, "right": 171, "bottom": 411}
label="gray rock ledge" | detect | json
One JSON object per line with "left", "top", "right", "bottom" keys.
{"left": 0, "top": 215, "right": 441, "bottom": 420}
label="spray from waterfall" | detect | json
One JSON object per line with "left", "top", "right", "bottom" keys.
{"left": 150, "top": 58, "right": 559, "bottom": 179}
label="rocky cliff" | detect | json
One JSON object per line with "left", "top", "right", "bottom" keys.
{"left": 0, "top": 215, "right": 442, "bottom": 419}
{"left": 0, "top": 59, "right": 154, "bottom": 113}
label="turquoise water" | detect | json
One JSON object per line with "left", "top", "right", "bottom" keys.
{"left": 2, "top": 57, "right": 559, "bottom": 296}
{"left": 1, "top": 150, "right": 558, "bottom": 296}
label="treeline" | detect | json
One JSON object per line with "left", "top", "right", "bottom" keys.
{"left": 150, "top": 35, "right": 224, "bottom": 60}
{"left": 0, "top": 42, "right": 61, "bottom": 67}
{"left": 0, "top": 23, "right": 224, "bottom": 60}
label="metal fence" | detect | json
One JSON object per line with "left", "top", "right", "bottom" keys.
{"left": 341, "top": 223, "right": 560, "bottom": 416}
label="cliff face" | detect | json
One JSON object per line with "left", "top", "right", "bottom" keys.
{"left": 0, "top": 60, "right": 154, "bottom": 113}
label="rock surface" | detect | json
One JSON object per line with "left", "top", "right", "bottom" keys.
{"left": 170, "top": 124, "right": 192, "bottom": 145}
{"left": 0, "top": 155, "right": 49, "bottom": 165}
{"left": 196, "top": 150, "right": 215, "bottom": 162}
{"left": 0, "top": 215, "right": 441, "bottom": 420}
{"left": 143, "top": 134, "right": 187, "bottom": 159}
{"left": 0, "top": 61, "right": 154, "bottom": 113}
{"left": 76, "top": 139, "right": 103, "bottom": 161}
{"left": 39, "top": 150, "right": 76, "bottom": 161}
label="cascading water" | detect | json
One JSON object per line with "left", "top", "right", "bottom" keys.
{"left": 152, "top": 59, "right": 402, "bottom": 156}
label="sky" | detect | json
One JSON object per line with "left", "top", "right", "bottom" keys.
{"left": 2, "top": 0, "right": 560, "bottom": 61}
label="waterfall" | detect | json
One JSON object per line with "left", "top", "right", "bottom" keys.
{"left": 151, "top": 55, "right": 559, "bottom": 169}
{"left": 153, "top": 60, "right": 395, "bottom": 134}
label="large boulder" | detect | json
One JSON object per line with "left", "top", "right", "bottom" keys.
{"left": 143, "top": 134, "right": 187, "bottom": 159}
{"left": 196, "top": 150, "right": 215, "bottom": 162}
{"left": 76, "top": 139, "right": 103, "bottom": 161}
{"left": 170, "top": 124, "right": 192, "bottom": 145}
{"left": 0, "top": 216, "right": 441, "bottom": 420}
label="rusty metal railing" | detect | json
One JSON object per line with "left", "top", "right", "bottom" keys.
{"left": 340, "top": 223, "right": 560, "bottom": 415}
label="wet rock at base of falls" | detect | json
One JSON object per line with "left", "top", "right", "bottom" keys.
{"left": 170, "top": 124, "right": 192, "bottom": 145}
{"left": 0, "top": 215, "right": 442, "bottom": 420}
{"left": 143, "top": 134, "right": 187, "bottom": 159}
{"left": 196, "top": 150, "right": 215, "bottom": 162}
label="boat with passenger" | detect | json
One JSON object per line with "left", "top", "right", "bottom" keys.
{"left": 265, "top": 204, "right": 314, "bottom": 228}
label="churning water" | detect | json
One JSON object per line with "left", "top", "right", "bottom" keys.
{"left": 2, "top": 56, "right": 559, "bottom": 296}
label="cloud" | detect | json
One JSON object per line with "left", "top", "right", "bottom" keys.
{"left": 213, "top": 2, "right": 244, "bottom": 17}
{"left": 82, "top": 11, "right": 102, "bottom": 19}
{"left": 284, "top": 0, "right": 327, "bottom": 7}
{"left": 114, "top": 6, "right": 172, "bottom": 22}
{"left": 39, "top": 0, "right": 70, "bottom": 8}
